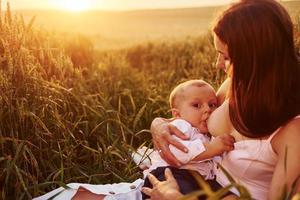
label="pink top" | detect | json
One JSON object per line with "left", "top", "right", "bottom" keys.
{"left": 216, "top": 135, "right": 277, "bottom": 199}
{"left": 216, "top": 115, "right": 300, "bottom": 200}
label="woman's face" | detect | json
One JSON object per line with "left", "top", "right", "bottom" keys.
{"left": 214, "top": 34, "right": 230, "bottom": 73}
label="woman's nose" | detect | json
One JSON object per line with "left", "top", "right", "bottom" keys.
{"left": 215, "top": 55, "right": 225, "bottom": 70}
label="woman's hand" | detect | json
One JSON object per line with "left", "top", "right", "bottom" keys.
{"left": 142, "top": 168, "right": 183, "bottom": 200}
{"left": 151, "top": 118, "right": 189, "bottom": 167}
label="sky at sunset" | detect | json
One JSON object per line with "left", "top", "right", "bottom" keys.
{"left": 8, "top": 0, "right": 239, "bottom": 11}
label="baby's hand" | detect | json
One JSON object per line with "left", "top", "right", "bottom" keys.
{"left": 207, "top": 134, "right": 235, "bottom": 156}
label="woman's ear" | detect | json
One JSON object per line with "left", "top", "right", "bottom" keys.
{"left": 171, "top": 108, "right": 181, "bottom": 118}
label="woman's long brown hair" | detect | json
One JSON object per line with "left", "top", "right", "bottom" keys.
{"left": 213, "top": 0, "right": 300, "bottom": 137}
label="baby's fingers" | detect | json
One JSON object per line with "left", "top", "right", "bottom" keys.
{"left": 222, "top": 134, "right": 235, "bottom": 144}
{"left": 224, "top": 142, "right": 234, "bottom": 151}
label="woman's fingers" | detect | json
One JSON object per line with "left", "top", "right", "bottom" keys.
{"left": 142, "top": 187, "right": 152, "bottom": 196}
{"left": 150, "top": 118, "right": 188, "bottom": 167}
{"left": 160, "top": 151, "right": 181, "bottom": 167}
{"left": 150, "top": 118, "right": 168, "bottom": 150}
{"left": 143, "top": 169, "right": 182, "bottom": 200}
{"left": 167, "top": 132, "right": 188, "bottom": 153}
{"left": 164, "top": 168, "right": 175, "bottom": 181}
{"left": 155, "top": 132, "right": 184, "bottom": 167}
{"left": 159, "top": 143, "right": 182, "bottom": 167}
{"left": 148, "top": 173, "right": 160, "bottom": 186}
{"left": 152, "top": 138, "right": 159, "bottom": 150}
{"left": 160, "top": 147, "right": 182, "bottom": 167}
{"left": 168, "top": 124, "right": 189, "bottom": 140}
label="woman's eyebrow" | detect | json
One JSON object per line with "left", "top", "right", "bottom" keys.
{"left": 217, "top": 50, "right": 226, "bottom": 55}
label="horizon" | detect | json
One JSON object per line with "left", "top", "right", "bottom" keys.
{"left": 7, "top": 0, "right": 298, "bottom": 12}
{"left": 7, "top": 0, "right": 236, "bottom": 11}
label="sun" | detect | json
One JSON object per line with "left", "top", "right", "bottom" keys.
{"left": 55, "top": 0, "right": 92, "bottom": 12}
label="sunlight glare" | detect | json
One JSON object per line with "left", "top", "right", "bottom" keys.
{"left": 55, "top": 0, "right": 92, "bottom": 12}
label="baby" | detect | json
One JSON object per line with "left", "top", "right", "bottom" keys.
{"left": 141, "top": 80, "right": 234, "bottom": 199}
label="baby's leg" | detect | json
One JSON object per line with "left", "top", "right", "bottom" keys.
{"left": 71, "top": 186, "right": 106, "bottom": 200}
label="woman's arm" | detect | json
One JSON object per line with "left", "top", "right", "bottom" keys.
{"left": 150, "top": 118, "right": 189, "bottom": 166}
{"left": 269, "top": 118, "right": 300, "bottom": 199}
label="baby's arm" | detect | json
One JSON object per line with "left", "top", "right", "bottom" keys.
{"left": 169, "top": 134, "right": 234, "bottom": 164}
{"left": 167, "top": 119, "right": 206, "bottom": 164}
{"left": 169, "top": 138, "right": 207, "bottom": 164}
{"left": 192, "top": 134, "right": 234, "bottom": 162}
{"left": 168, "top": 119, "right": 234, "bottom": 164}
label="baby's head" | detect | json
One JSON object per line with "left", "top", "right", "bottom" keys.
{"left": 169, "top": 80, "right": 217, "bottom": 133}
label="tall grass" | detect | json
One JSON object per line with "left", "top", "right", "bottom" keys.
{"left": 0, "top": 4, "right": 223, "bottom": 199}
{"left": 0, "top": 3, "right": 299, "bottom": 200}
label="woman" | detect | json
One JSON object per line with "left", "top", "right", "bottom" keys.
{"left": 143, "top": 0, "right": 300, "bottom": 199}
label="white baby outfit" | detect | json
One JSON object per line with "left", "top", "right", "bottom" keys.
{"left": 143, "top": 119, "right": 215, "bottom": 180}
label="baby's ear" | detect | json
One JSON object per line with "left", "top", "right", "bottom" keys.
{"left": 171, "top": 108, "right": 181, "bottom": 118}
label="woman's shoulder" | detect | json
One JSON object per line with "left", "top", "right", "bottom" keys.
{"left": 272, "top": 116, "right": 300, "bottom": 153}
{"left": 274, "top": 116, "right": 300, "bottom": 139}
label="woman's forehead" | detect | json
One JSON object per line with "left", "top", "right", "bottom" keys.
{"left": 213, "top": 34, "right": 228, "bottom": 54}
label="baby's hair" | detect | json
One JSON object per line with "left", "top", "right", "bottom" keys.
{"left": 169, "top": 80, "right": 210, "bottom": 109}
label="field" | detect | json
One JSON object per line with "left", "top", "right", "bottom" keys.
{"left": 0, "top": 1, "right": 300, "bottom": 199}
{"left": 17, "top": 0, "right": 300, "bottom": 49}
